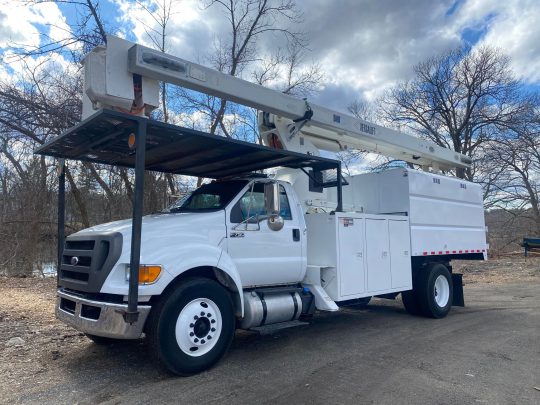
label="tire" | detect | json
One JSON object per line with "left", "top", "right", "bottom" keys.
{"left": 85, "top": 334, "right": 120, "bottom": 345}
{"left": 417, "top": 263, "right": 453, "bottom": 319}
{"left": 401, "top": 290, "right": 422, "bottom": 316}
{"left": 337, "top": 296, "right": 372, "bottom": 310}
{"left": 146, "top": 278, "right": 235, "bottom": 376}
{"left": 353, "top": 296, "right": 371, "bottom": 309}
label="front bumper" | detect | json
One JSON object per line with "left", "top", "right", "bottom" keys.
{"left": 56, "top": 290, "right": 151, "bottom": 339}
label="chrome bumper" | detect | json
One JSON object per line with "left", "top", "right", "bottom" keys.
{"left": 56, "top": 290, "right": 151, "bottom": 339}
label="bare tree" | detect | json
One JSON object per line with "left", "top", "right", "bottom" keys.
{"left": 0, "top": 0, "right": 173, "bottom": 274}
{"left": 252, "top": 43, "right": 323, "bottom": 97}
{"left": 336, "top": 98, "right": 385, "bottom": 175}
{"left": 11, "top": 0, "right": 108, "bottom": 60}
{"left": 482, "top": 107, "right": 540, "bottom": 233}
{"left": 280, "top": 43, "right": 323, "bottom": 96}
{"left": 203, "top": 0, "right": 304, "bottom": 136}
{"left": 380, "top": 46, "right": 528, "bottom": 179}
{"left": 131, "top": 0, "right": 180, "bottom": 124}
{"left": 128, "top": 0, "right": 183, "bottom": 195}
{"left": 347, "top": 99, "right": 375, "bottom": 122}
{"left": 0, "top": 0, "right": 323, "bottom": 273}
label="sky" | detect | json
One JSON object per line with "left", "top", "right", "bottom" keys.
{"left": 0, "top": 0, "right": 539, "bottom": 113}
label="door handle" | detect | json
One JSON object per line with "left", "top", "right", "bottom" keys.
{"left": 292, "top": 228, "right": 300, "bottom": 241}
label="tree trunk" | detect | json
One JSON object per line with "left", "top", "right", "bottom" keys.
{"left": 65, "top": 167, "right": 90, "bottom": 228}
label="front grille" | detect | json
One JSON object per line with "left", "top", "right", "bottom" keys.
{"left": 62, "top": 255, "right": 92, "bottom": 267}
{"left": 66, "top": 240, "right": 95, "bottom": 251}
{"left": 58, "top": 232, "right": 122, "bottom": 293}
{"left": 61, "top": 269, "right": 90, "bottom": 282}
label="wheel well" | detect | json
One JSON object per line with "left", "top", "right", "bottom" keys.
{"left": 410, "top": 260, "right": 453, "bottom": 287}
{"left": 152, "top": 266, "right": 242, "bottom": 317}
{"left": 412, "top": 258, "right": 451, "bottom": 273}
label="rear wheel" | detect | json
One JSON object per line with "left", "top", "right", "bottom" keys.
{"left": 401, "top": 290, "right": 422, "bottom": 316}
{"left": 353, "top": 296, "right": 371, "bottom": 309}
{"left": 418, "top": 263, "right": 453, "bottom": 318}
{"left": 147, "top": 278, "right": 235, "bottom": 375}
{"left": 403, "top": 263, "right": 453, "bottom": 318}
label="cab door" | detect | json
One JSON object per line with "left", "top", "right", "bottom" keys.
{"left": 226, "top": 182, "right": 303, "bottom": 287}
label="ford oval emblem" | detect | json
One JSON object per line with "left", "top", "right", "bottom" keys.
{"left": 70, "top": 256, "right": 79, "bottom": 266}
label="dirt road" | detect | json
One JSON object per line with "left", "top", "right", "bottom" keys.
{"left": 1, "top": 257, "right": 539, "bottom": 404}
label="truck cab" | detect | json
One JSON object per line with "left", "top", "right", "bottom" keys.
{"left": 56, "top": 177, "right": 313, "bottom": 374}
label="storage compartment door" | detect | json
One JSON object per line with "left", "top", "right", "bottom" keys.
{"left": 338, "top": 217, "right": 365, "bottom": 297}
{"left": 366, "top": 219, "right": 391, "bottom": 292}
{"left": 388, "top": 220, "right": 412, "bottom": 289}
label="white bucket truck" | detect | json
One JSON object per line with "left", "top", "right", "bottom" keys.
{"left": 36, "top": 36, "right": 487, "bottom": 375}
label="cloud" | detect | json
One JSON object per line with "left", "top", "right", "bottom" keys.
{"left": 5, "top": 0, "right": 538, "bottom": 115}
{"left": 0, "top": 5, "right": 41, "bottom": 49}
{"left": 289, "top": 0, "right": 462, "bottom": 100}
{"left": 114, "top": 0, "right": 218, "bottom": 60}
{"left": 462, "top": 0, "right": 540, "bottom": 83}
{"left": 310, "top": 83, "right": 360, "bottom": 113}
{"left": 2, "top": 49, "right": 74, "bottom": 78}
{"left": 294, "top": 0, "right": 540, "bottom": 104}
{"left": 0, "top": 1, "right": 73, "bottom": 51}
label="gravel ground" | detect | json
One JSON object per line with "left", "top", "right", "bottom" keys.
{"left": 0, "top": 256, "right": 539, "bottom": 404}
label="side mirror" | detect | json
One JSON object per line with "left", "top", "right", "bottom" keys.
{"left": 264, "top": 182, "right": 280, "bottom": 215}
{"left": 264, "top": 182, "right": 284, "bottom": 231}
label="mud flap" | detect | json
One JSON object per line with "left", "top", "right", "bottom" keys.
{"left": 452, "top": 273, "right": 464, "bottom": 307}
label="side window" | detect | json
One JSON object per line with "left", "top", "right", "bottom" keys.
{"left": 230, "top": 183, "right": 293, "bottom": 223}
{"left": 230, "top": 183, "right": 265, "bottom": 223}
{"left": 278, "top": 185, "right": 292, "bottom": 220}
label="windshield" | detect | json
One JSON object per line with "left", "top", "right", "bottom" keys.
{"left": 166, "top": 180, "right": 249, "bottom": 213}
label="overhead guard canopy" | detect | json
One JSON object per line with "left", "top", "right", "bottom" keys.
{"left": 35, "top": 109, "right": 339, "bottom": 178}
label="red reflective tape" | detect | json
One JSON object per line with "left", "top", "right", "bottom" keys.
{"left": 446, "top": 251, "right": 450, "bottom": 254}
{"left": 465, "top": 250, "right": 469, "bottom": 253}
{"left": 459, "top": 250, "right": 463, "bottom": 253}
{"left": 423, "top": 252, "right": 428, "bottom": 256}
{"left": 482, "top": 249, "right": 485, "bottom": 252}
{"left": 431, "top": 251, "right": 435, "bottom": 255}
{"left": 452, "top": 251, "right": 456, "bottom": 254}
{"left": 476, "top": 249, "right": 480, "bottom": 253}
{"left": 438, "top": 251, "right": 443, "bottom": 255}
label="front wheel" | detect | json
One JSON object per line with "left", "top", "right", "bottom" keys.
{"left": 146, "top": 278, "right": 235, "bottom": 375}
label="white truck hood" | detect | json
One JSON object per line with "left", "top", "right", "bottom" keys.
{"left": 74, "top": 210, "right": 227, "bottom": 248}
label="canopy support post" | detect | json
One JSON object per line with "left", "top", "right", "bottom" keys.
{"left": 336, "top": 163, "right": 343, "bottom": 212}
{"left": 125, "top": 119, "right": 147, "bottom": 324}
{"left": 57, "top": 159, "right": 66, "bottom": 286}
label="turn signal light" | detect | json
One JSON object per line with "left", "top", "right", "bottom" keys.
{"left": 138, "top": 265, "right": 162, "bottom": 284}
{"left": 128, "top": 133, "right": 136, "bottom": 149}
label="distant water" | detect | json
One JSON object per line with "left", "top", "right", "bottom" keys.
{"left": 33, "top": 262, "right": 57, "bottom": 277}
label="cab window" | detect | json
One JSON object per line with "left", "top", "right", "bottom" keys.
{"left": 166, "top": 180, "right": 248, "bottom": 213}
{"left": 230, "top": 183, "right": 292, "bottom": 223}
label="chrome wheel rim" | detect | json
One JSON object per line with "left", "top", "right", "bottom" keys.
{"left": 434, "top": 275, "right": 450, "bottom": 308}
{"left": 175, "top": 298, "right": 222, "bottom": 356}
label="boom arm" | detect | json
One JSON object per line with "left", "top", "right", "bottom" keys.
{"left": 83, "top": 36, "right": 471, "bottom": 170}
